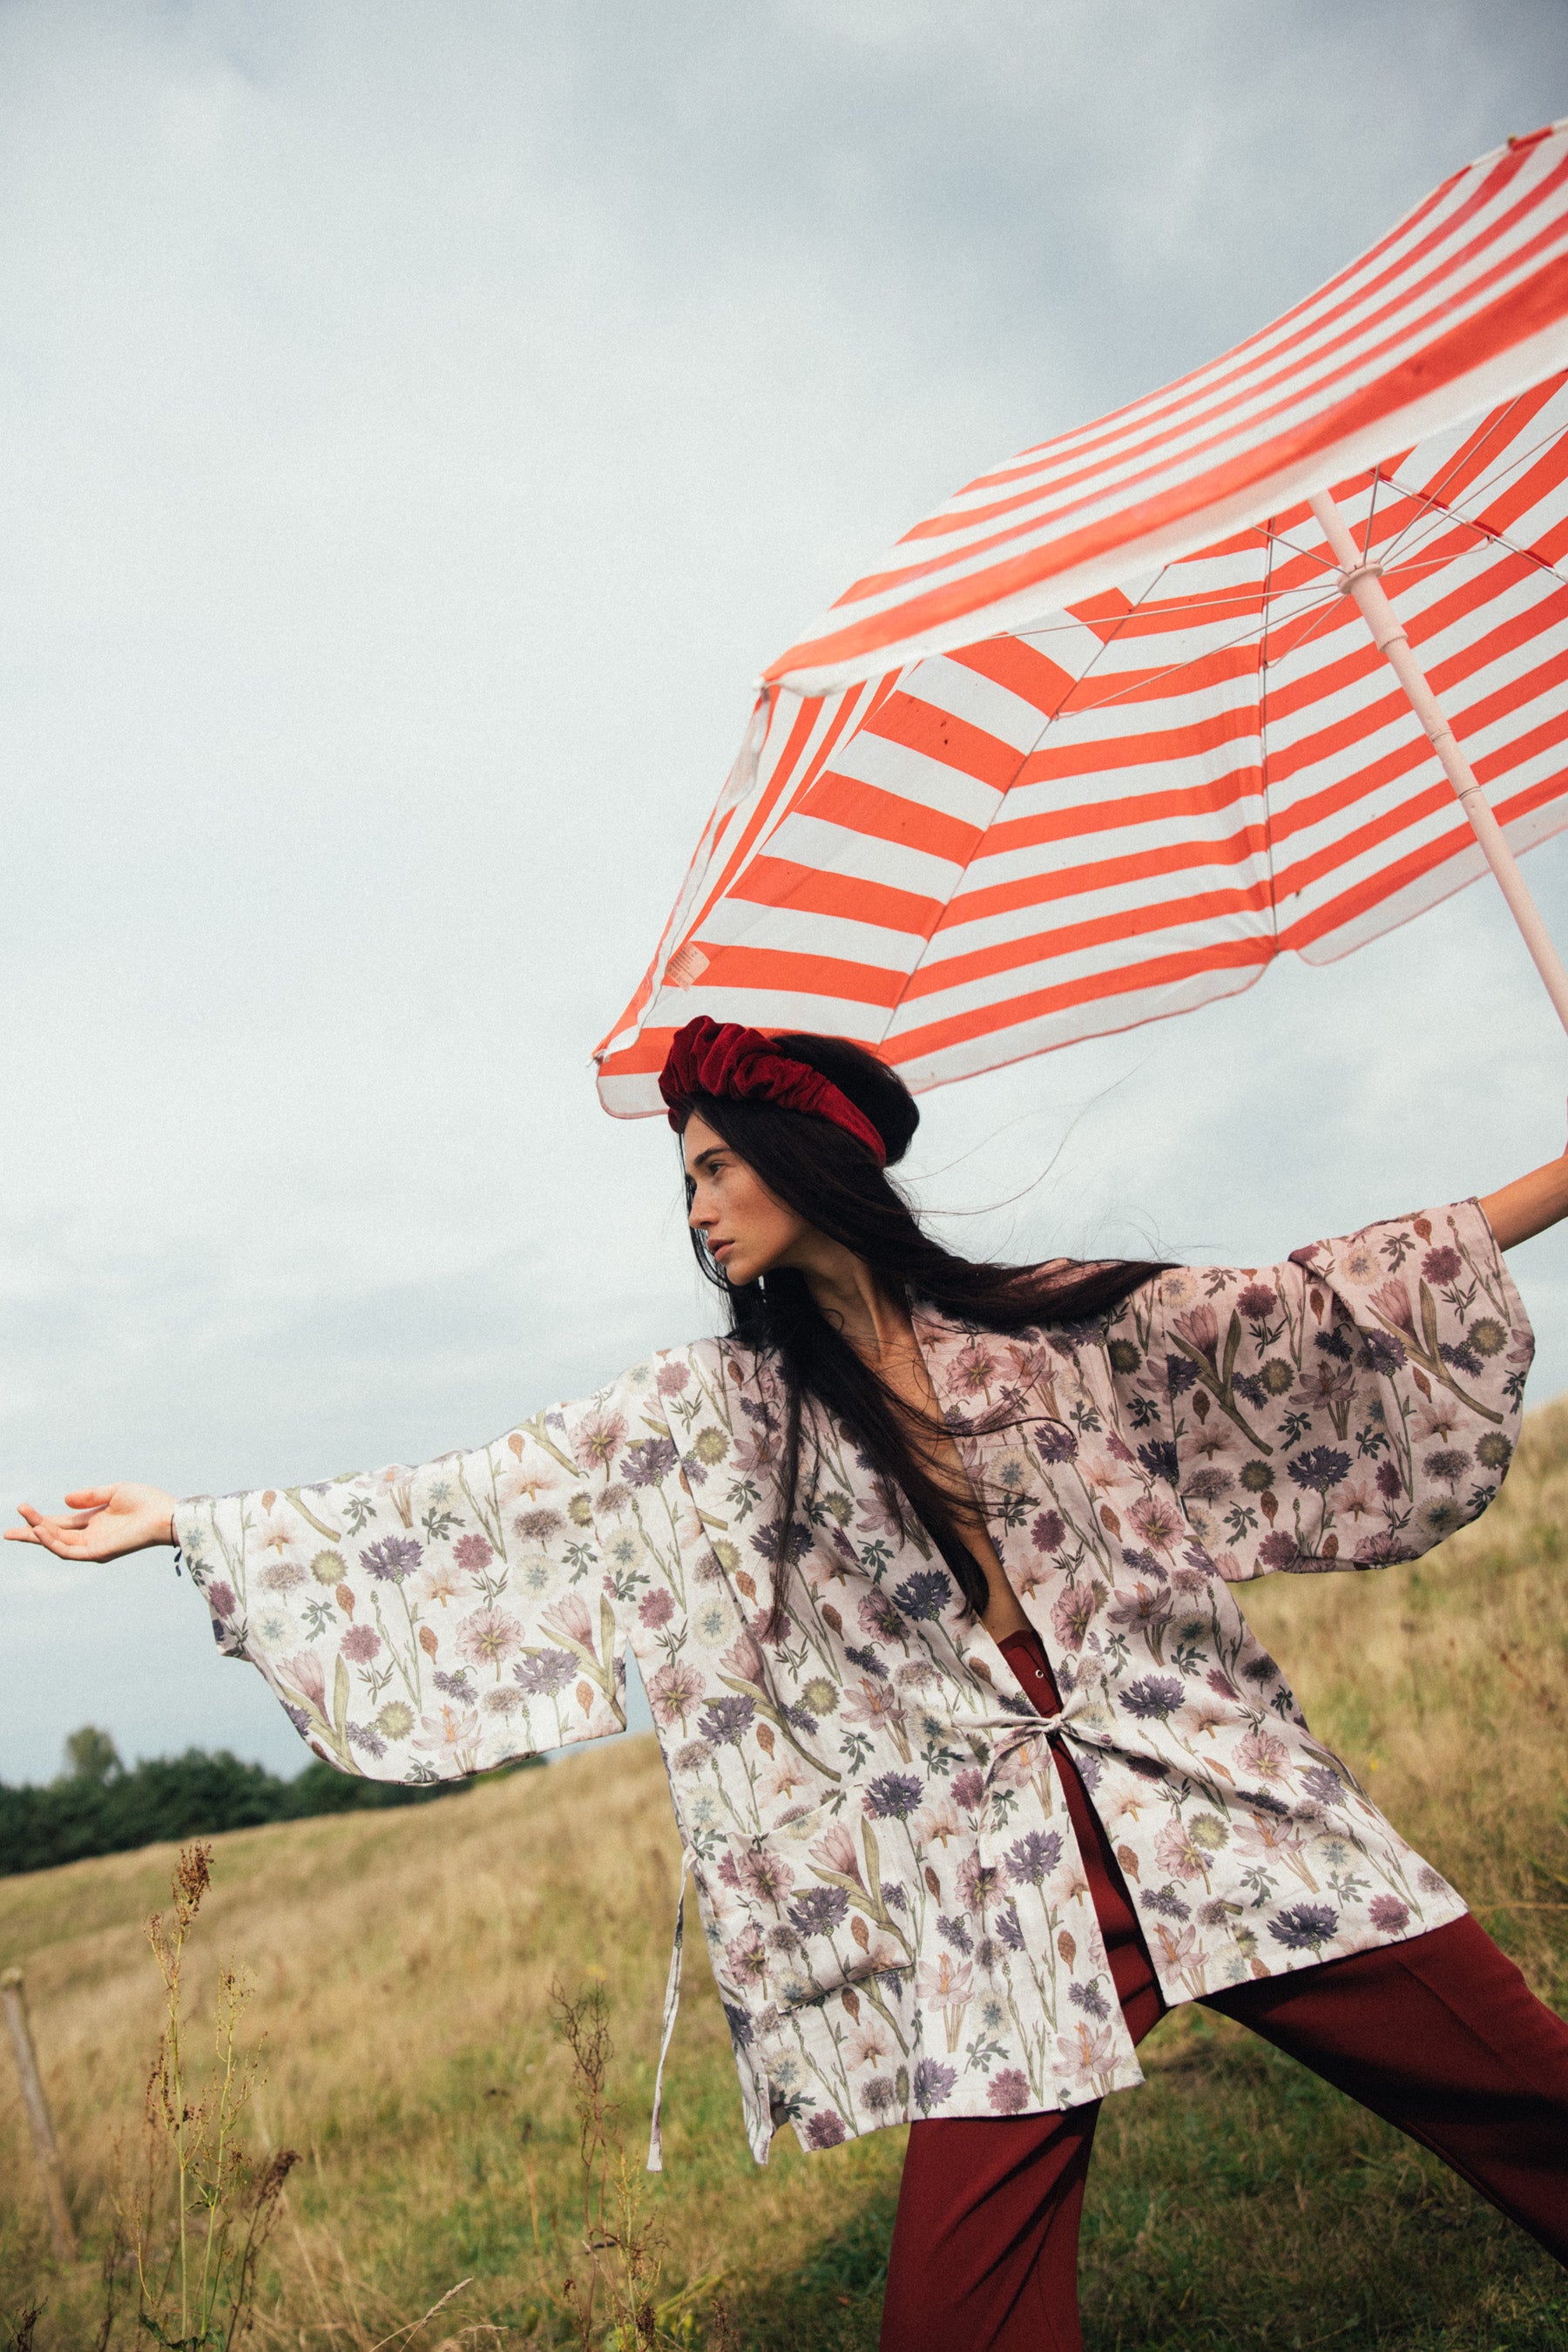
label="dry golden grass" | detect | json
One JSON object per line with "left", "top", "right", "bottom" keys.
{"left": 1, "top": 1399, "right": 1565, "bottom": 2347}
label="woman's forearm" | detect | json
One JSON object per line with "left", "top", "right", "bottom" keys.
{"left": 1479, "top": 1154, "right": 1568, "bottom": 1251}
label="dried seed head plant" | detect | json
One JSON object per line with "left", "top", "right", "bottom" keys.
{"left": 551, "top": 1979, "right": 721, "bottom": 2351}
{"left": 122, "top": 1843, "right": 299, "bottom": 2351}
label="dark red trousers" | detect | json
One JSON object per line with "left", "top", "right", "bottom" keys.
{"left": 880, "top": 1630, "right": 1568, "bottom": 2352}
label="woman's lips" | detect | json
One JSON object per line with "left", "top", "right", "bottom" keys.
{"left": 712, "top": 1239, "right": 733, "bottom": 1261}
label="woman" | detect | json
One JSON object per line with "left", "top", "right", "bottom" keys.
{"left": 10, "top": 1017, "right": 1568, "bottom": 2347}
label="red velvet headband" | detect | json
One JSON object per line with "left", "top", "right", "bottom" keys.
{"left": 659, "top": 1017, "right": 889, "bottom": 1166}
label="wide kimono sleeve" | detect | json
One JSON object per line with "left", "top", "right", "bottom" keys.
{"left": 170, "top": 1360, "right": 672, "bottom": 1781}
{"left": 1117, "top": 1199, "right": 1532, "bottom": 1580}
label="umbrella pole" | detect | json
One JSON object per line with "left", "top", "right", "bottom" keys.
{"left": 1308, "top": 486, "right": 1568, "bottom": 1038}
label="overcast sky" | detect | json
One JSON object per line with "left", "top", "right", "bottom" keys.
{"left": 4, "top": 0, "right": 1568, "bottom": 1784}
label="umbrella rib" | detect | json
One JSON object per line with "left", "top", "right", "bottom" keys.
{"left": 1260, "top": 522, "right": 1282, "bottom": 953}
{"left": 1378, "top": 478, "right": 1568, "bottom": 590}
{"left": 1362, "top": 464, "right": 1384, "bottom": 563}
{"left": 1032, "top": 585, "right": 1342, "bottom": 725}
{"left": 1374, "top": 391, "right": 1534, "bottom": 569}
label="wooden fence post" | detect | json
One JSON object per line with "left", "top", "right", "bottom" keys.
{"left": 1, "top": 1967, "right": 78, "bottom": 2261}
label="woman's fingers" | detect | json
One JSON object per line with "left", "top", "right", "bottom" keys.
{"left": 4, "top": 1517, "right": 76, "bottom": 1555}
{"left": 5, "top": 1484, "right": 176, "bottom": 1560}
{"left": 5, "top": 1502, "right": 107, "bottom": 1556}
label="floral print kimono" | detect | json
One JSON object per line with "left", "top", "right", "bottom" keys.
{"left": 174, "top": 1199, "right": 1531, "bottom": 2165}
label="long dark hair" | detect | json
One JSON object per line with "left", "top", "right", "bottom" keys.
{"left": 679, "top": 1033, "right": 1166, "bottom": 1636}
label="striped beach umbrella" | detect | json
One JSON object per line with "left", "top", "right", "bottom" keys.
{"left": 596, "top": 119, "right": 1568, "bottom": 1113}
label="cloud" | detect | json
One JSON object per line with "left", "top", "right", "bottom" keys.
{"left": 3, "top": 0, "right": 1565, "bottom": 1777}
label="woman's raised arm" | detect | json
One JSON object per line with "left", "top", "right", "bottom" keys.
{"left": 1479, "top": 1145, "right": 1568, "bottom": 1252}
{"left": 5, "top": 1484, "right": 177, "bottom": 1559}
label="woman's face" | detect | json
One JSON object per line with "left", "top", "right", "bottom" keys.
{"left": 683, "top": 1112, "right": 812, "bottom": 1286}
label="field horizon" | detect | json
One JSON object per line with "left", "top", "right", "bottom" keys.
{"left": 3, "top": 1401, "right": 1568, "bottom": 2348}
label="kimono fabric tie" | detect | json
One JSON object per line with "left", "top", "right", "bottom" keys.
{"left": 960, "top": 1690, "right": 1100, "bottom": 1797}
{"left": 658, "top": 1017, "right": 888, "bottom": 1165}
{"left": 646, "top": 1845, "right": 697, "bottom": 2172}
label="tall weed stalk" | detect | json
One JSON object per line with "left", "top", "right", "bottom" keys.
{"left": 124, "top": 1844, "right": 298, "bottom": 2349}
{"left": 551, "top": 1981, "right": 720, "bottom": 2350}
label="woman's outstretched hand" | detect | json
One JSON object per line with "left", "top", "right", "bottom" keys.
{"left": 4, "top": 1484, "right": 178, "bottom": 1561}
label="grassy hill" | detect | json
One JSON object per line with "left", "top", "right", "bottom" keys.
{"left": 3, "top": 1401, "right": 1568, "bottom": 2349}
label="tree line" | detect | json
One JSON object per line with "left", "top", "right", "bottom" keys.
{"left": 0, "top": 1725, "right": 532, "bottom": 1877}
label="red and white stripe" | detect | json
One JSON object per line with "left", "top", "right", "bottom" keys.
{"left": 596, "top": 125, "right": 1568, "bottom": 1114}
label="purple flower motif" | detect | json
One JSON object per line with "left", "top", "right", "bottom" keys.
{"left": 516, "top": 1508, "right": 564, "bottom": 1544}
{"left": 1166, "top": 1354, "right": 1199, "bottom": 1396}
{"left": 937, "top": 1914, "right": 973, "bottom": 1956}
{"left": 863, "top": 1772, "right": 923, "bottom": 1821}
{"left": 802, "top": 2109, "right": 848, "bottom": 2149}
{"left": 753, "top": 1516, "right": 812, "bottom": 1565}
{"left": 624, "top": 1436, "right": 678, "bottom": 1489}
{"left": 1369, "top": 1895, "right": 1410, "bottom": 1935}
{"left": 1301, "top": 1765, "right": 1346, "bottom": 1808}
{"left": 986, "top": 2069, "right": 1031, "bottom": 2115}
{"left": 722, "top": 2002, "right": 754, "bottom": 2048}
{"left": 1375, "top": 1461, "right": 1405, "bottom": 1500}
{"left": 862, "top": 2075, "right": 898, "bottom": 2116}
{"left": 843, "top": 1644, "right": 888, "bottom": 1680}
{"left": 1006, "top": 1830, "right": 1063, "bottom": 1888}
{"left": 1033, "top": 1424, "right": 1078, "bottom": 1464}
{"left": 1267, "top": 1902, "right": 1340, "bottom": 1953}
{"left": 1423, "top": 1447, "right": 1470, "bottom": 1488}
{"left": 700, "top": 1694, "right": 756, "bottom": 1747}
{"left": 1119, "top": 1545, "right": 1169, "bottom": 1585}
{"left": 1138, "top": 1439, "right": 1179, "bottom": 1488}
{"left": 341, "top": 1624, "right": 382, "bottom": 1664}
{"left": 362, "top": 1537, "right": 422, "bottom": 1583}
{"left": 1139, "top": 1884, "right": 1192, "bottom": 1922}
{"left": 893, "top": 1570, "right": 952, "bottom": 1624}
{"left": 1360, "top": 1329, "right": 1407, "bottom": 1375}
{"left": 207, "top": 1581, "right": 239, "bottom": 1622}
{"left": 1068, "top": 1980, "right": 1110, "bottom": 2020}
{"left": 1422, "top": 1245, "right": 1463, "bottom": 1285}
{"left": 513, "top": 1649, "right": 575, "bottom": 1699}
{"left": 1119, "top": 1675, "right": 1185, "bottom": 1723}
{"left": 787, "top": 1888, "right": 849, "bottom": 1939}
{"left": 1031, "top": 1509, "right": 1065, "bottom": 1554}
{"left": 912, "top": 2058, "right": 956, "bottom": 2115}
{"left": 1287, "top": 1447, "right": 1351, "bottom": 1497}
{"left": 1258, "top": 1531, "right": 1301, "bottom": 1571}
{"left": 452, "top": 1532, "right": 493, "bottom": 1574}
{"left": 1237, "top": 1282, "right": 1278, "bottom": 1321}
{"left": 857, "top": 1592, "right": 907, "bottom": 1644}
{"left": 433, "top": 1666, "right": 476, "bottom": 1700}
{"left": 346, "top": 1720, "right": 387, "bottom": 1759}
{"left": 639, "top": 1588, "right": 676, "bottom": 1630}
{"left": 995, "top": 1900, "right": 1025, "bottom": 1953}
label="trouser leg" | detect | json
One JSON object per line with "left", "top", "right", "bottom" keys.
{"left": 1204, "top": 1912, "right": 1568, "bottom": 2263}
{"left": 881, "top": 2103, "right": 1100, "bottom": 2352}
{"left": 882, "top": 1627, "right": 1167, "bottom": 2350}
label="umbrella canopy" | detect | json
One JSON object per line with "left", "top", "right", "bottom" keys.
{"left": 597, "top": 120, "right": 1568, "bottom": 1114}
